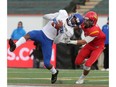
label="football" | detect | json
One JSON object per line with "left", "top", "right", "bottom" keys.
{"left": 51, "top": 20, "right": 63, "bottom": 30}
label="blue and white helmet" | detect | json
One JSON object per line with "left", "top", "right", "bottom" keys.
{"left": 67, "top": 13, "right": 84, "bottom": 27}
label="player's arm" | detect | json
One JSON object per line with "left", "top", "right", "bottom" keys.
{"left": 43, "top": 12, "right": 59, "bottom": 20}
{"left": 68, "top": 40, "right": 86, "bottom": 45}
{"left": 68, "top": 30, "right": 99, "bottom": 45}
{"left": 51, "top": 9, "right": 68, "bottom": 29}
{"left": 68, "top": 36, "right": 96, "bottom": 45}
{"left": 43, "top": 9, "right": 67, "bottom": 21}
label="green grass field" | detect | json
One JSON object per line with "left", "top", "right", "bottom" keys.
{"left": 8, "top": 68, "right": 109, "bottom": 87}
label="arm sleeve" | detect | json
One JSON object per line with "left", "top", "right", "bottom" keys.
{"left": 56, "top": 10, "right": 68, "bottom": 23}
{"left": 102, "top": 25, "right": 105, "bottom": 32}
{"left": 20, "top": 29, "right": 26, "bottom": 36}
{"left": 84, "top": 36, "right": 96, "bottom": 43}
{"left": 43, "top": 12, "right": 59, "bottom": 20}
{"left": 53, "top": 9, "right": 72, "bottom": 44}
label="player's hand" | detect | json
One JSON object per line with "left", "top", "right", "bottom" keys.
{"left": 52, "top": 20, "right": 63, "bottom": 30}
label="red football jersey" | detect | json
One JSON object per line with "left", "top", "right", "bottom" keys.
{"left": 82, "top": 25, "right": 106, "bottom": 48}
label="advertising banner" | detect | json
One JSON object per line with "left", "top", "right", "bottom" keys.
{"left": 7, "top": 40, "right": 35, "bottom": 68}
{"left": 7, "top": 40, "right": 56, "bottom": 68}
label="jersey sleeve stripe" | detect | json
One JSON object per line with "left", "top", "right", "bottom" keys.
{"left": 89, "top": 30, "right": 99, "bottom": 35}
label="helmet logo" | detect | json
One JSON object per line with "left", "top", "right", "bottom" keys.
{"left": 76, "top": 18, "right": 80, "bottom": 23}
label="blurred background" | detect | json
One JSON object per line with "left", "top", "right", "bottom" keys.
{"left": 7, "top": 0, "right": 109, "bottom": 70}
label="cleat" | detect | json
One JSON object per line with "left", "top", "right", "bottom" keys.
{"left": 75, "top": 78, "right": 84, "bottom": 84}
{"left": 106, "top": 68, "right": 109, "bottom": 71}
{"left": 9, "top": 39, "right": 16, "bottom": 52}
{"left": 51, "top": 70, "right": 59, "bottom": 84}
{"left": 101, "top": 68, "right": 106, "bottom": 71}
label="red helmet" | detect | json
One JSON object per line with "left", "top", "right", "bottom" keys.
{"left": 84, "top": 11, "right": 98, "bottom": 26}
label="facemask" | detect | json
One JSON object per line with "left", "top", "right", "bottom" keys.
{"left": 67, "top": 15, "right": 77, "bottom": 27}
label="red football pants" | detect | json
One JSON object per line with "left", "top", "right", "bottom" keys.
{"left": 75, "top": 44, "right": 104, "bottom": 67}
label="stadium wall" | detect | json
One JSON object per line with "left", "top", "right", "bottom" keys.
{"left": 7, "top": 15, "right": 43, "bottom": 39}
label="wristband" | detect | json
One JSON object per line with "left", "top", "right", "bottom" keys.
{"left": 69, "top": 40, "right": 78, "bottom": 45}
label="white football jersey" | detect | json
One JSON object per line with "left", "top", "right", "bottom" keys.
{"left": 42, "top": 10, "right": 74, "bottom": 41}
{"left": 54, "top": 21, "right": 74, "bottom": 44}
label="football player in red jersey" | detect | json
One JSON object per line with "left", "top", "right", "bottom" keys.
{"left": 68, "top": 11, "right": 106, "bottom": 84}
